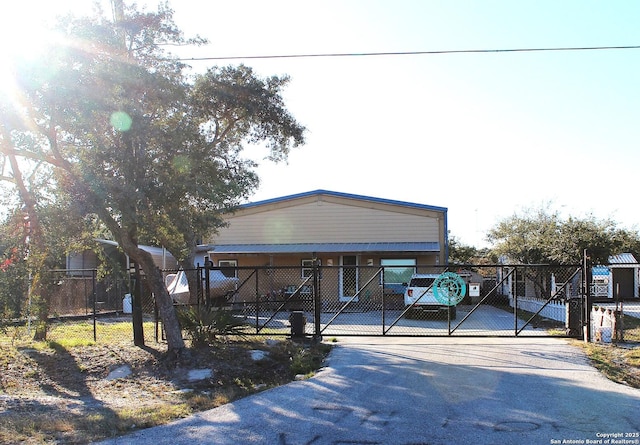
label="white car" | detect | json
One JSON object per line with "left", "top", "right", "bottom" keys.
{"left": 403, "top": 273, "right": 456, "bottom": 319}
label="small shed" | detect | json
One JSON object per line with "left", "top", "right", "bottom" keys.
{"left": 591, "top": 253, "right": 639, "bottom": 300}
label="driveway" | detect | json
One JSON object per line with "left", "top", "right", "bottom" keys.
{"left": 98, "top": 337, "right": 640, "bottom": 445}
{"left": 251, "top": 304, "right": 552, "bottom": 337}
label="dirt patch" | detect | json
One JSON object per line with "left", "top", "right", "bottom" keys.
{"left": 0, "top": 339, "right": 330, "bottom": 444}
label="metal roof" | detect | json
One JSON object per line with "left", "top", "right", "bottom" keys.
{"left": 609, "top": 253, "right": 638, "bottom": 264}
{"left": 211, "top": 242, "right": 440, "bottom": 254}
{"left": 240, "top": 189, "right": 448, "bottom": 213}
{"left": 592, "top": 266, "right": 610, "bottom": 276}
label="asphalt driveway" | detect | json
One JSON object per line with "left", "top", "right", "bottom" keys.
{"left": 98, "top": 337, "right": 640, "bottom": 445}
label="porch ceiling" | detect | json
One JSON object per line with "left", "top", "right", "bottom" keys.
{"left": 210, "top": 242, "right": 440, "bottom": 254}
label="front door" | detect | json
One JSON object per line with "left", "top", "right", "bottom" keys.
{"left": 340, "top": 255, "right": 358, "bottom": 301}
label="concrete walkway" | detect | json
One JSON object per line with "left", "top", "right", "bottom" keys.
{"left": 97, "top": 337, "right": 640, "bottom": 445}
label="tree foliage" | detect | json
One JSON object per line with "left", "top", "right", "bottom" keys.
{"left": 486, "top": 206, "right": 640, "bottom": 265}
{"left": 0, "top": 1, "right": 305, "bottom": 352}
{"left": 0, "top": 211, "right": 30, "bottom": 320}
{"left": 448, "top": 236, "right": 494, "bottom": 266}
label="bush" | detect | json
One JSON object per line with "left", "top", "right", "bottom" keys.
{"left": 290, "top": 343, "right": 333, "bottom": 377}
{"left": 176, "top": 306, "right": 248, "bottom": 346}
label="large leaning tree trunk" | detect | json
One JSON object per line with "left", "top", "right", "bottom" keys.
{"left": 86, "top": 190, "right": 185, "bottom": 353}
{"left": 120, "top": 239, "right": 184, "bottom": 352}
{"left": 0, "top": 137, "right": 52, "bottom": 340}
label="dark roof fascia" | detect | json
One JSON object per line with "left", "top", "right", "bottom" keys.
{"left": 240, "top": 189, "right": 448, "bottom": 214}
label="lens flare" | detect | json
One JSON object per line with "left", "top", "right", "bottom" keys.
{"left": 110, "top": 111, "right": 132, "bottom": 132}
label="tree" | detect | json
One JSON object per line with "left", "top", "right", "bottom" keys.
{"left": 0, "top": 2, "right": 305, "bottom": 354}
{"left": 0, "top": 150, "right": 85, "bottom": 338}
{"left": 0, "top": 211, "right": 30, "bottom": 321}
{"left": 144, "top": 64, "right": 305, "bottom": 294}
{"left": 0, "top": 129, "right": 57, "bottom": 339}
{"left": 448, "top": 235, "right": 493, "bottom": 265}
{"left": 486, "top": 206, "right": 640, "bottom": 265}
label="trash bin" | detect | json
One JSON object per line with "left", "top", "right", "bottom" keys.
{"left": 289, "top": 311, "right": 306, "bottom": 338}
{"left": 123, "top": 294, "right": 132, "bottom": 314}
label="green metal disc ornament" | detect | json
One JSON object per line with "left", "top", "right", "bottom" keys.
{"left": 433, "top": 272, "right": 467, "bottom": 306}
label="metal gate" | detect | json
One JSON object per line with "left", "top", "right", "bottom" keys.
{"left": 216, "top": 263, "right": 586, "bottom": 339}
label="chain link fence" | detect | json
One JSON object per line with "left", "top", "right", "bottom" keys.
{"left": 233, "top": 264, "right": 586, "bottom": 338}
{"left": 2, "top": 262, "right": 638, "bottom": 345}
{"left": 0, "top": 269, "right": 158, "bottom": 345}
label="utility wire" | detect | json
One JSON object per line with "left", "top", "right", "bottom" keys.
{"left": 176, "top": 45, "right": 640, "bottom": 62}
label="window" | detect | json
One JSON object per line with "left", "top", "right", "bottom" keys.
{"left": 381, "top": 259, "right": 416, "bottom": 286}
{"left": 301, "top": 259, "right": 321, "bottom": 278}
{"left": 218, "top": 260, "right": 237, "bottom": 278}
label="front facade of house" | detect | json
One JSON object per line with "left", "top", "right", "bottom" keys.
{"left": 206, "top": 190, "right": 448, "bottom": 303}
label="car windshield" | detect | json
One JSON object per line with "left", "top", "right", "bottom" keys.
{"left": 410, "top": 278, "right": 435, "bottom": 287}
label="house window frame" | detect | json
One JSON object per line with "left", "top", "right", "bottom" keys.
{"left": 218, "top": 259, "right": 238, "bottom": 278}
{"left": 301, "top": 259, "right": 321, "bottom": 279}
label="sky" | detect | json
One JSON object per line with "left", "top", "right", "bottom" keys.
{"left": 2, "top": 1, "right": 640, "bottom": 247}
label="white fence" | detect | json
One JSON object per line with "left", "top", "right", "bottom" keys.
{"left": 510, "top": 295, "right": 567, "bottom": 322}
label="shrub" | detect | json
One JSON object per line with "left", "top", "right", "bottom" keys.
{"left": 176, "top": 306, "right": 248, "bottom": 346}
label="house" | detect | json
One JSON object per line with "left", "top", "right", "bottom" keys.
{"left": 205, "top": 190, "right": 448, "bottom": 304}
{"left": 592, "top": 253, "right": 639, "bottom": 300}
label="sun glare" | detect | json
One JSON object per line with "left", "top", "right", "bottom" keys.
{"left": 0, "top": 5, "right": 58, "bottom": 101}
{"left": 0, "top": 0, "right": 107, "bottom": 99}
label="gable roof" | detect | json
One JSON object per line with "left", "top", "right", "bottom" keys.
{"left": 241, "top": 189, "right": 447, "bottom": 213}
{"left": 609, "top": 253, "right": 637, "bottom": 264}
{"left": 211, "top": 190, "right": 447, "bottom": 255}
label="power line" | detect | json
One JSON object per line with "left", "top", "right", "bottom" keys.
{"left": 176, "top": 45, "right": 640, "bottom": 62}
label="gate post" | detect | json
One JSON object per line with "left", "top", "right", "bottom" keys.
{"left": 583, "top": 249, "right": 592, "bottom": 342}
{"left": 92, "top": 269, "right": 98, "bottom": 342}
{"left": 204, "top": 259, "right": 212, "bottom": 308}
{"left": 513, "top": 267, "right": 518, "bottom": 336}
{"left": 312, "top": 256, "right": 322, "bottom": 342}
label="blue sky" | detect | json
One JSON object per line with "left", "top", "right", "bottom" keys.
{"left": 2, "top": 1, "right": 640, "bottom": 247}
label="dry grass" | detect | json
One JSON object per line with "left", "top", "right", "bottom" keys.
{"left": 0, "top": 334, "right": 332, "bottom": 444}
{"left": 579, "top": 341, "right": 640, "bottom": 388}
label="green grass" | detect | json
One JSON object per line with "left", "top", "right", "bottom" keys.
{"left": 0, "top": 319, "right": 157, "bottom": 345}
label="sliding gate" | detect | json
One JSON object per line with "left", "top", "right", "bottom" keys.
{"left": 226, "top": 264, "right": 585, "bottom": 338}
